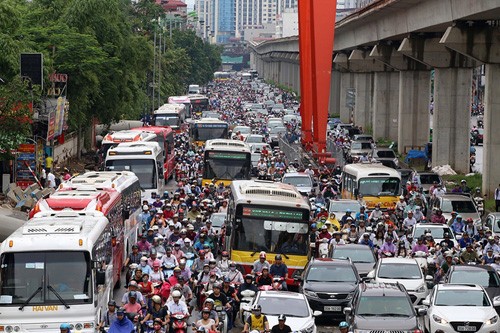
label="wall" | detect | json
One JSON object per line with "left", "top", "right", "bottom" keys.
{"left": 53, "top": 133, "right": 79, "bottom": 165}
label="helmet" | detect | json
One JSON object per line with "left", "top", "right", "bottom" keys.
{"left": 205, "top": 298, "right": 215, "bottom": 304}
{"left": 252, "top": 304, "right": 262, "bottom": 312}
{"left": 259, "top": 251, "right": 266, "bottom": 259}
{"left": 209, "top": 259, "right": 217, "bottom": 265}
{"left": 222, "top": 251, "right": 229, "bottom": 257}
{"left": 275, "top": 254, "right": 282, "bottom": 260}
{"left": 278, "top": 314, "right": 286, "bottom": 321}
{"left": 213, "top": 282, "right": 221, "bottom": 289}
{"left": 128, "top": 291, "right": 137, "bottom": 298}
{"left": 339, "top": 321, "right": 349, "bottom": 329}
{"left": 152, "top": 295, "right": 162, "bottom": 304}
{"left": 202, "top": 307, "right": 211, "bottom": 313}
{"left": 60, "top": 323, "right": 71, "bottom": 330}
{"left": 197, "top": 327, "right": 206, "bottom": 333}
{"left": 245, "top": 274, "right": 253, "bottom": 280}
{"left": 171, "top": 290, "right": 182, "bottom": 298}
{"left": 108, "top": 300, "right": 117, "bottom": 306}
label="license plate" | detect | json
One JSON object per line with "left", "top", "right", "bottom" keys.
{"left": 457, "top": 326, "right": 476, "bottom": 332}
{"left": 324, "top": 306, "right": 341, "bottom": 312}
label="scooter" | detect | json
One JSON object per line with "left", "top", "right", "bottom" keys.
{"left": 474, "top": 196, "right": 484, "bottom": 216}
{"left": 162, "top": 262, "right": 176, "bottom": 279}
{"left": 171, "top": 312, "right": 188, "bottom": 333}
{"left": 215, "top": 304, "right": 229, "bottom": 333}
{"left": 239, "top": 289, "right": 256, "bottom": 324}
{"left": 316, "top": 238, "right": 330, "bottom": 258}
{"left": 185, "top": 252, "right": 195, "bottom": 268}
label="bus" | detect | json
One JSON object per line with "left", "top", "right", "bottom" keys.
{"left": 131, "top": 126, "right": 176, "bottom": 180}
{"left": 202, "top": 139, "right": 252, "bottom": 186}
{"left": 168, "top": 96, "right": 192, "bottom": 118}
{"left": 341, "top": 163, "right": 402, "bottom": 210}
{"left": 105, "top": 142, "right": 165, "bottom": 202}
{"left": 100, "top": 130, "right": 157, "bottom": 158}
{"left": 190, "top": 118, "right": 229, "bottom": 146}
{"left": 153, "top": 103, "right": 187, "bottom": 132}
{"left": 214, "top": 71, "right": 231, "bottom": 81}
{"left": 0, "top": 211, "right": 114, "bottom": 332}
{"left": 241, "top": 72, "right": 252, "bottom": 81}
{"left": 188, "top": 84, "right": 200, "bottom": 94}
{"left": 188, "top": 94, "right": 209, "bottom": 116}
{"left": 226, "top": 180, "right": 311, "bottom": 286}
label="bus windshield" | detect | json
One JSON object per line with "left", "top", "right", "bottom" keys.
{"left": 0, "top": 251, "right": 92, "bottom": 306}
{"left": 106, "top": 159, "right": 156, "bottom": 190}
{"left": 155, "top": 115, "right": 180, "bottom": 127}
{"left": 193, "top": 125, "right": 228, "bottom": 141}
{"left": 359, "top": 177, "right": 400, "bottom": 196}
{"left": 234, "top": 206, "right": 309, "bottom": 255}
{"left": 204, "top": 152, "right": 251, "bottom": 180}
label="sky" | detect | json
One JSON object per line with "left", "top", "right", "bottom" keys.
{"left": 185, "top": 0, "right": 195, "bottom": 11}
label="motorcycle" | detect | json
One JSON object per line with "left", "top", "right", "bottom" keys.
{"left": 215, "top": 303, "right": 230, "bottom": 333}
{"left": 473, "top": 196, "right": 484, "bottom": 216}
{"left": 185, "top": 252, "right": 195, "bottom": 269}
{"left": 316, "top": 238, "right": 330, "bottom": 258}
{"left": 239, "top": 289, "right": 256, "bottom": 323}
{"left": 171, "top": 313, "right": 188, "bottom": 333}
{"left": 162, "top": 262, "right": 176, "bottom": 279}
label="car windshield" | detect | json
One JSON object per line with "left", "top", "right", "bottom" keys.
{"left": 435, "top": 290, "right": 490, "bottom": 306}
{"left": 351, "top": 142, "right": 372, "bottom": 150}
{"left": 106, "top": 159, "right": 156, "bottom": 189}
{"left": 270, "top": 127, "right": 286, "bottom": 134}
{"left": 441, "top": 199, "right": 478, "bottom": 214}
{"left": 376, "top": 150, "right": 396, "bottom": 158}
{"left": 234, "top": 127, "right": 251, "bottom": 134}
{"left": 258, "top": 296, "right": 309, "bottom": 317}
{"left": 332, "top": 247, "right": 375, "bottom": 263}
{"left": 357, "top": 296, "right": 414, "bottom": 317}
{"left": 449, "top": 270, "right": 500, "bottom": 288}
{"left": 210, "top": 214, "right": 225, "bottom": 228}
{"left": 493, "top": 219, "right": 500, "bottom": 233}
{"left": 246, "top": 136, "right": 264, "bottom": 143}
{"left": 419, "top": 174, "right": 441, "bottom": 185}
{"left": 378, "top": 263, "right": 422, "bottom": 279}
{"left": 306, "top": 265, "right": 357, "bottom": 283}
{"left": 359, "top": 177, "right": 400, "bottom": 196}
{"left": 282, "top": 176, "right": 312, "bottom": 188}
{"left": 328, "top": 202, "right": 361, "bottom": 214}
{"left": 0, "top": 251, "right": 92, "bottom": 306}
{"left": 203, "top": 152, "right": 251, "bottom": 181}
{"left": 414, "top": 226, "right": 452, "bottom": 239}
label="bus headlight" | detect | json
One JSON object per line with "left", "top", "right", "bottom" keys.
{"left": 5, "top": 326, "right": 12, "bottom": 333}
{"left": 74, "top": 323, "right": 83, "bottom": 330}
{"left": 13, "top": 327, "right": 19, "bottom": 332}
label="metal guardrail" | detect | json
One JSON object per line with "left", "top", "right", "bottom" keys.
{"left": 327, "top": 138, "right": 345, "bottom": 167}
{"left": 278, "top": 136, "right": 303, "bottom": 167}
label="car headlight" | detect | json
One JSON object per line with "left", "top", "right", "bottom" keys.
{"left": 303, "top": 289, "right": 318, "bottom": 298}
{"left": 300, "top": 324, "right": 314, "bottom": 333}
{"left": 346, "top": 293, "right": 353, "bottom": 300}
{"left": 432, "top": 314, "right": 448, "bottom": 324}
{"left": 486, "top": 315, "right": 498, "bottom": 325}
{"left": 415, "top": 284, "right": 426, "bottom": 293}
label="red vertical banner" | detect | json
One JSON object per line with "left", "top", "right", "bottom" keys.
{"left": 298, "top": 0, "right": 337, "bottom": 153}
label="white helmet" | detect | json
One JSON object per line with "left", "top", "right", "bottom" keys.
{"left": 172, "top": 290, "right": 182, "bottom": 298}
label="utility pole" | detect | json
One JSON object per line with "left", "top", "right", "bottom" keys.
{"left": 158, "top": 26, "right": 162, "bottom": 108}
{"left": 152, "top": 29, "right": 156, "bottom": 114}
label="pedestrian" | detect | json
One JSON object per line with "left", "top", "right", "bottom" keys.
{"left": 40, "top": 168, "right": 47, "bottom": 188}
{"left": 47, "top": 170, "right": 56, "bottom": 189}
{"left": 45, "top": 153, "right": 53, "bottom": 172}
{"left": 495, "top": 184, "right": 500, "bottom": 212}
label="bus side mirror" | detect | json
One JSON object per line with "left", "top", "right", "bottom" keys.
{"left": 226, "top": 225, "right": 232, "bottom": 237}
{"left": 123, "top": 205, "right": 130, "bottom": 220}
{"left": 96, "top": 270, "right": 106, "bottom": 285}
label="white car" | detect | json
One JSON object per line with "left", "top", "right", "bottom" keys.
{"left": 423, "top": 284, "right": 500, "bottom": 333}
{"left": 368, "top": 257, "right": 431, "bottom": 305}
{"left": 232, "top": 126, "right": 252, "bottom": 140}
{"left": 282, "top": 172, "right": 316, "bottom": 195}
{"left": 245, "top": 134, "right": 266, "bottom": 144}
{"left": 412, "top": 223, "right": 459, "bottom": 248}
{"left": 250, "top": 291, "right": 321, "bottom": 333}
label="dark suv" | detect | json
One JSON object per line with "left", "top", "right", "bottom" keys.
{"left": 344, "top": 282, "right": 426, "bottom": 332}
{"left": 297, "top": 258, "right": 359, "bottom": 319}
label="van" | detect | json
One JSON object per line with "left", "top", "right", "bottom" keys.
{"left": 188, "top": 84, "right": 200, "bottom": 94}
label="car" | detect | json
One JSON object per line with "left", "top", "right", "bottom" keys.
{"left": 250, "top": 291, "right": 321, "bottom": 333}
{"left": 485, "top": 212, "right": 500, "bottom": 237}
{"left": 209, "top": 212, "right": 226, "bottom": 235}
{"left": 328, "top": 199, "right": 362, "bottom": 219}
{"left": 245, "top": 134, "right": 266, "bottom": 144}
{"left": 415, "top": 172, "right": 443, "bottom": 198}
{"left": 367, "top": 257, "right": 432, "bottom": 305}
{"left": 353, "top": 134, "right": 374, "bottom": 142}
{"left": 232, "top": 125, "right": 252, "bottom": 139}
{"left": 349, "top": 140, "right": 373, "bottom": 158}
{"left": 344, "top": 282, "right": 426, "bottom": 332}
{"left": 412, "top": 223, "right": 458, "bottom": 247}
{"left": 443, "top": 265, "right": 500, "bottom": 313}
{"left": 330, "top": 244, "right": 377, "bottom": 277}
{"left": 266, "top": 117, "right": 284, "bottom": 129}
{"left": 437, "top": 194, "right": 481, "bottom": 225}
{"left": 268, "top": 126, "right": 287, "bottom": 148}
{"left": 372, "top": 148, "right": 399, "bottom": 168}
{"left": 422, "top": 284, "right": 500, "bottom": 333}
{"left": 283, "top": 114, "right": 301, "bottom": 124}
{"left": 298, "top": 258, "right": 359, "bottom": 319}
{"left": 282, "top": 172, "right": 316, "bottom": 195}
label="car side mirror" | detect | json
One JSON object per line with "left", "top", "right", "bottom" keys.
{"left": 417, "top": 307, "right": 427, "bottom": 316}
{"left": 343, "top": 307, "right": 352, "bottom": 315}
{"left": 425, "top": 275, "right": 433, "bottom": 281}
{"left": 493, "top": 296, "right": 500, "bottom": 307}
{"left": 422, "top": 299, "right": 430, "bottom": 306}
{"left": 313, "top": 310, "right": 322, "bottom": 317}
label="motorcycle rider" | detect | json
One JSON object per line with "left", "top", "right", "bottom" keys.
{"left": 98, "top": 300, "right": 118, "bottom": 330}
{"left": 226, "top": 262, "right": 244, "bottom": 284}
{"left": 252, "top": 252, "right": 270, "bottom": 274}
{"left": 450, "top": 215, "right": 465, "bottom": 235}
{"left": 108, "top": 308, "right": 135, "bottom": 333}
{"left": 270, "top": 254, "right": 288, "bottom": 291}
{"left": 463, "top": 218, "right": 478, "bottom": 237}
{"left": 403, "top": 211, "right": 417, "bottom": 230}
{"left": 256, "top": 266, "right": 273, "bottom": 287}
{"left": 358, "top": 232, "right": 374, "bottom": 248}
{"left": 440, "top": 233, "right": 455, "bottom": 249}
{"left": 243, "top": 304, "right": 269, "bottom": 333}
{"left": 141, "top": 295, "right": 169, "bottom": 327}
{"left": 271, "top": 314, "right": 292, "bottom": 333}
{"left": 211, "top": 282, "right": 233, "bottom": 329}
{"left": 458, "top": 232, "right": 473, "bottom": 249}
{"left": 330, "top": 231, "right": 346, "bottom": 245}
{"left": 218, "top": 251, "right": 230, "bottom": 276}
{"left": 460, "top": 244, "right": 480, "bottom": 264}
{"left": 378, "top": 236, "right": 396, "bottom": 258}
{"left": 368, "top": 204, "right": 383, "bottom": 222}
{"left": 431, "top": 209, "right": 446, "bottom": 224}
{"left": 411, "top": 236, "right": 429, "bottom": 255}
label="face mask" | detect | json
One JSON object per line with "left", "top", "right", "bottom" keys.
{"left": 230, "top": 267, "right": 236, "bottom": 271}
{"left": 209, "top": 278, "right": 216, "bottom": 283}
{"left": 375, "top": 207, "right": 380, "bottom": 211}
{"left": 203, "top": 268, "right": 209, "bottom": 273}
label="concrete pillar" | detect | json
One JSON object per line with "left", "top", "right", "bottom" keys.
{"left": 293, "top": 63, "right": 300, "bottom": 93}
{"left": 397, "top": 71, "right": 431, "bottom": 154}
{"left": 483, "top": 64, "right": 500, "bottom": 198}
{"left": 329, "top": 70, "right": 341, "bottom": 117}
{"left": 432, "top": 68, "right": 472, "bottom": 173}
{"left": 339, "top": 72, "right": 354, "bottom": 123}
{"left": 354, "top": 73, "right": 373, "bottom": 132}
{"left": 373, "top": 72, "right": 399, "bottom": 141}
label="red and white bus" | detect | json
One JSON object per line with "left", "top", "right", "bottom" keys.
{"left": 101, "top": 130, "right": 157, "bottom": 157}
{"left": 30, "top": 171, "right": 142, "bottom": 287}
{"left": 168, "top": 96, "right": 192, "bottom": 118}
{"left": 153, "top": 103, "right": 187, "bottom": 132}
{"left": 131, "top": 126, "right": 176, "bottom": 180}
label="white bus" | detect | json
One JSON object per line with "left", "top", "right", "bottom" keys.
{"left": 168, "top": 96, "right": 192, "bottom": 118}
{"left": 105, "top": 142, "right": 165, "bottom": 202}
{"left": 188, "top": 84, "right": 200, "bottom": 94}
{"left": 0, "top": 211, "right": 112, "bottom": 332}
{"left": 154, "top": 103, "right": 187, "bottom": 131}
{"left": 101, "top": 130, "right": 157, "bottom": 157}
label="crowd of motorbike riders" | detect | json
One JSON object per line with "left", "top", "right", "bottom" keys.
{"left": 95, "top": 77, "right": 499, "bottom": 333}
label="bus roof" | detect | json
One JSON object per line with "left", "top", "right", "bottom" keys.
{"left": 131, "top": 126, "right": 174, "bottom": 136}
{"left": 188, "top": 94, "right": 208, "bottom": 100}
{"left": 168, "top": 96, "right": 190, "bottom": 103}
{"left": 106, "top": 141, "right": 162, "bottom": 159}
{"left": 343, "top": 163, "right": 401, "bottom": 178}
{"left": 62, "top": 171, "right": 139, "bottom": 192}
{"left": 102, "top": 130, "right": 156, "bottom": 144}
{"left": 1, "top": 211, "right": 109, "bottom": 253}
{"left": 194, "top": 118, "right": 228, "bottom": 124}
{"left": 230, "top": 180, "right": 309, "bottom": 209}
{"left": 205, "top": 139, "right": 251, "bottom": 153}
{"left": 154, "top": 103, "right": 185, "bottom": 114}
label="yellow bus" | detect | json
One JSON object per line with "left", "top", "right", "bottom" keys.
{"left": 226, "top": 180, "right": 311, "bottom": 287}
{"left": 341, "top": 163, "right": 401, "bottom": 210}
{"left": 190, "top": 118, "right": 229, "bottom": 146}
{"left": 202, "top": 139, "right": 252, "bottom": 187}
